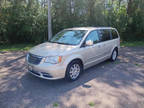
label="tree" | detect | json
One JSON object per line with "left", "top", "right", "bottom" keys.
{"left": 0, "top": 0, "right": 144, "bottom": 44}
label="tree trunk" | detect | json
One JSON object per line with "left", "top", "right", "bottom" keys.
{"left": 127, "top": 0, "right": 133, "bottom": 16}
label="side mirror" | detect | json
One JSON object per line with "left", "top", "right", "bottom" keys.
{"left": 85, "top": 40, "right": 93, "bottom": 46}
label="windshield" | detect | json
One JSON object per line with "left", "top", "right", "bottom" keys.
{"left": 49, "top": 30, "right": 87, "bottom": 45}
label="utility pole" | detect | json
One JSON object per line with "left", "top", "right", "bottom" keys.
{"left": 48, "top": 0, "right": 52, "bottom": 41}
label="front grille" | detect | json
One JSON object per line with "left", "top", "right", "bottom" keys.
{"left": 28, "top": 53, "right": 43, "bottom": 65}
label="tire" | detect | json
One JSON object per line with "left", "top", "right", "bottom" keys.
{"left": 65, "top": 60, "right": 83, "bottom": 81}
{"left": 110, "top": 48, "right": 118, "bottom": 61}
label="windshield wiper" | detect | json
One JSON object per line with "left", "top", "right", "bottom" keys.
{"left": 49, "top": 41, "right": 74, "bottom": 45}
{"left": 56, "top": 42, "right": 72, "bottom": 45}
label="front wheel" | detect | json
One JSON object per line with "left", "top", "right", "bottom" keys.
{"left": 110, "top": 49, "right": 118, "bottom": 61}
{"left": 65, "top": 60, "right": 83, "bottom": 81}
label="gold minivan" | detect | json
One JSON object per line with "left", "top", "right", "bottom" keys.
{"left": 26, "top": 27, "right": 120, "bottom": 81}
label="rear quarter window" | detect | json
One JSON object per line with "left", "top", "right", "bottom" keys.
{"left": 111, "top": 29, "right": 119, "bottom": 39}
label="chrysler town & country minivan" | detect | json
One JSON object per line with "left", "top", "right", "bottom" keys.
{"left": 26, "top": 27, "right": 120, "bottom": 81}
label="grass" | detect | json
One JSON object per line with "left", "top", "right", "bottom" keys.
{"left": 53, "top": 103, "right": 59, "bottom": 107}
{"left": 0, "top": 41, "right": 144, "bottom": 51}
{"left": 135, "top": 63, "right": 141, "bottom": 67}
{"left": 0, "top": 44, "right": 35, "bottom": 51}
{"left": 88, "top": 102, "right": 95, "bottom": 107}
{"left": 121, "top": 41, "right": 144, "bottom": 47}
{"left": 114, "top": 61, "right": 120, "bottom": 64}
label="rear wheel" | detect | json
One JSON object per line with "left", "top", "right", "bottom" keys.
{"left": 65, "top": 60, "right": 83, "bottom": 81}
{"left": 110, "top": 48, "right": 118, "bottom": 61}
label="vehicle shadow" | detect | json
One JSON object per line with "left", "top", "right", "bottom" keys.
{"left": 0, "top": 47, "right": 144, "bottom": 108}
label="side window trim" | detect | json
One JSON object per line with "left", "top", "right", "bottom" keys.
{"left": 110, "top": 29, "right": 113, "bottom": 40}
{"left": 115, "top": 29, "right": 120, "bottom": 38}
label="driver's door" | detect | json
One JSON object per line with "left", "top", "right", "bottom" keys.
{"left": 80, "top": 30, "right": 102, "bottom": 68}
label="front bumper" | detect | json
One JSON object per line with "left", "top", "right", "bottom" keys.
{"left": 27, "top": 62, "right": 66, "bottom": 80}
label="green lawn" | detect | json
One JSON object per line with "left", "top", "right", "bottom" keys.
{"left": 121, "top": 41, "right": 144, "bottom": 47}
{"left": 0, "top": 41, "right": 144, "bottom": 51}
{"left": 0, "top": 44, "right": 35, "bottom": 51}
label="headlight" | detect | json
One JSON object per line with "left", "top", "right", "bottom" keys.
{"left": 44, "top": 56, "right": 62, "bottom": 64}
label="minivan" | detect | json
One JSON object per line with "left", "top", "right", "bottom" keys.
{"left": 26, "top": 27, "right": 120, "bottom": 81}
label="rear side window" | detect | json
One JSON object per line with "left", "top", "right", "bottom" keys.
{"left": 111, "top": 29, "right": 118, "bottom": 39}
{"left": 98, "top": 29, "right": 111, "bottom": 42}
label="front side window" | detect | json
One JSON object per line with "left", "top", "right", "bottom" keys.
{"left": 98, "top": 29, "right": 111, "bottom": 42}
{"left": 85, "top": 31, "right": 100, "bottom": 44}
{"left": 50, "top": 30, "right": 87, "bottom": 45}
{"left": 111, "top": 29, "right": 118, "bottom": 39}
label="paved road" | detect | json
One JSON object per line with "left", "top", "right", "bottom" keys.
{"left": 0, "top": 47, "right": 144, "bottom": 108}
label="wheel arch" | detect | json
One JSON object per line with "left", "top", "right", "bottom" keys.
{"left": 66, "top": 57, "right": 84, "bottom": 69}
{"left": 64, "top": 57, "right": 84, "bottom": 80}
{"left": 111, "top": 46, "right": 119, "bottom": 55}
{"left": 114, "top": 47, "right": 118, "bottom": 54}
{"left": 69, "top": 58, "right": 83, "bottom": 67}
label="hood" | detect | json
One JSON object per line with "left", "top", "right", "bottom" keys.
{"left": 29, "top": 42, "right": 76, "bottom": 56}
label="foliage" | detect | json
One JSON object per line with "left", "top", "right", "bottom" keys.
{"left": 0, "top": 0, "right": 144, "bottom": 44}
{"left": 88, "top": 102, "right": 95, "bottom": 107}
{"left": 53, "top": 103, "right": 59, "bottom": 107}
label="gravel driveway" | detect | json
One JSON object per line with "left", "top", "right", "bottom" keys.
{"left": 0, "top": 47, "right": 144, "bottom": 108}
